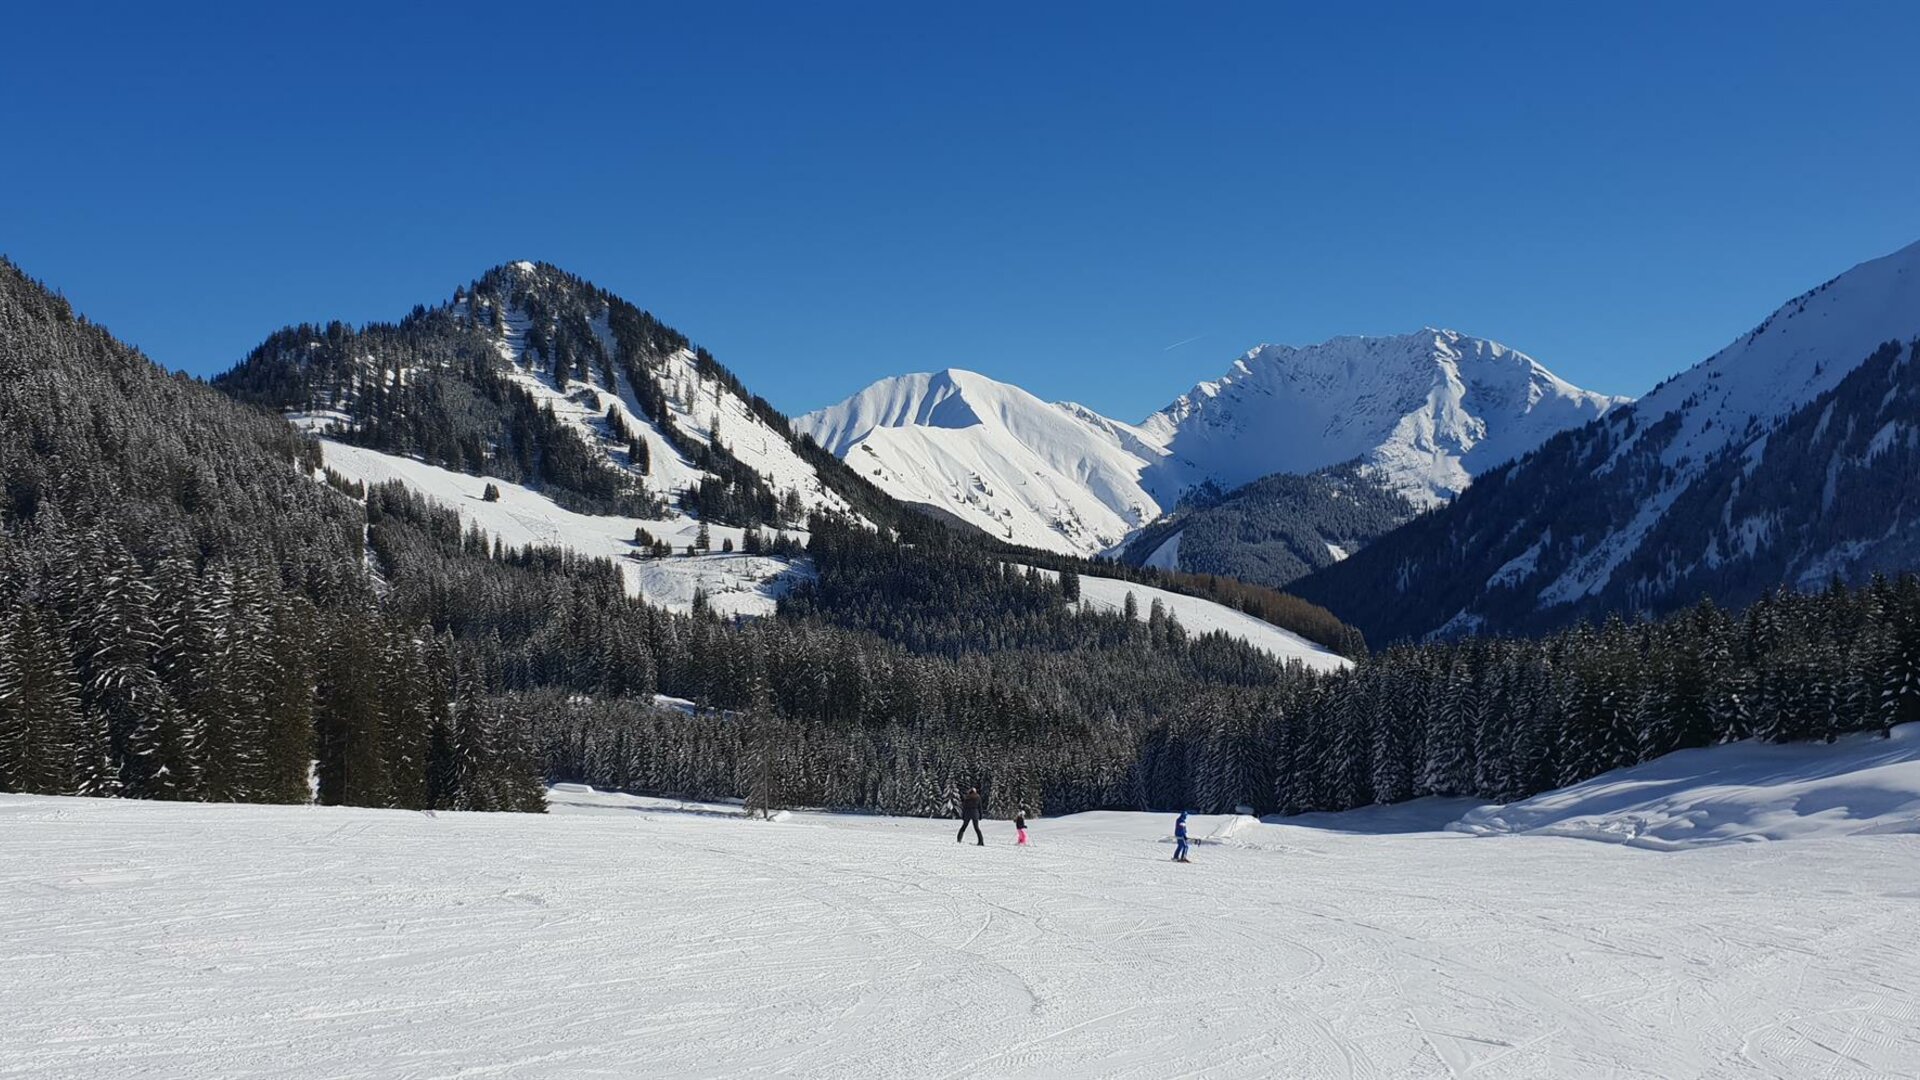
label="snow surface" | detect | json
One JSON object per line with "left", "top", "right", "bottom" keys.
{"left": 317, "top": 440, "right": 809, "bottom": 617}
{"left": 1452, "top": 722, "right": 1920, "bottom": 849}
{"left": 8, "top": 731, "right": 1920, "bottom": 1078}
{"left": 796, "top": 334, "right": 1624, "bottom": 558}
{"left": 1023, "top": 565, "right": 1350, "bottom": 673}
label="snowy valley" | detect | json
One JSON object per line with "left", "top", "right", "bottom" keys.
{"left": 6, "top": 726, "right": 1919, "bottom": 1079}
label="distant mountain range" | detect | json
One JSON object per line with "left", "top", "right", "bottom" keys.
{"left": 201, "top": 236, "right": 1920, "bottom": 646}
{"left": 797, "top": 329, "right": 1626, "bottom": 560}
{"left": 1294, "top": 237, "right": 1920, "bottom": 642}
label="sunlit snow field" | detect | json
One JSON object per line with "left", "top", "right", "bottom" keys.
{"left": 6, "top": 729, "right": 1920, "bottom": 1078}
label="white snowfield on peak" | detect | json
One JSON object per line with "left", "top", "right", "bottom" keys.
{"left": 6, "top": 726, "right": 1919, "bottom": 1077}
{"left": 795, "top": 331, "right": 1627, "bottom": 558}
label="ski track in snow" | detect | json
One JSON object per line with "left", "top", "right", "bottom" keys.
{"left": 5, "top": 788, "right": 1918, "bottom": 1079}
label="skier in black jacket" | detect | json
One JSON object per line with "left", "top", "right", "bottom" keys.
{"left": 956, "top": 787, "right": 985, "bottom": 845}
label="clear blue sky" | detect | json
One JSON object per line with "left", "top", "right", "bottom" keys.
{"left": 5, "top": 3, "right": 1917, "bottom": 420}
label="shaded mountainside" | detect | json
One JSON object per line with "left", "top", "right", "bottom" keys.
{"left": 1119, "top": 463, "right": 1417, "bottom": 590}
{"left": 1295, "top": 239, "right": 1920, "bottom": 644}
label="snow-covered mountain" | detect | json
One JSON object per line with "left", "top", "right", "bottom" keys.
{"left": 796, "top": 369, "right": 1166, "bottom": 552}
{"left": 1141, "top": 330, "right": 1629, "bottom": 506}
{"left": 1295, "top": 237, "right": 1920, "bottom": 642}
{"left": 219, "top": 261, "right": 862, "bottom": 531}
{"left": 798, "top": 331, "right": 1624, "bottom": 556}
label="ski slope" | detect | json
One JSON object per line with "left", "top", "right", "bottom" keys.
{"left": 316, "top": 440, "right": 809, "bottom": 617}
{"left": 7, "top": 732, "right": 1920, "bottom": 1078}
{"left": 1051, "top": 567, "right": 1351, "bottom": 673}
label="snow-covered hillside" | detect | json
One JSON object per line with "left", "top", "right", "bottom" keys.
{"left": 798, "top": 333, "right": 1622, "bottom": 557}
{"left": 317, "top": 439, "right": 809, "bottom": 617}
{"left": 796, "top": 369, "right": 1165, "bottom": 553}
{"left": 1529, "top": 237, "right": 1920, "bottom": 607}
{"left": 8, "top": 736, "right": 1920, "bottom": 1078}
{"left": 1020, "top": 565, "right": 1351, "bottom": 673}
{"left": 466, "top": 264, "right": 854, "bottom": 521}
{"left": 1296, "top": 236, "right": 1920, "bottom": 642}
{"left": 223, "top": 261, "right": 861, "bottom": 554}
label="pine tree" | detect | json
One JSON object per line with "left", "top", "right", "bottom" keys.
{"left": 315, "top": 611, "right": 386, "bottom": 807}
{"left": 0, "top": 607, "right": 84, "bottom": 794}
{"left": 257, "top": 593, "right": 317, "bottom": 803}
{"left": 74, "top": 538, "right": 175, "bottom": 797}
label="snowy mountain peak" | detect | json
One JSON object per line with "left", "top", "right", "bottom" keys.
{"left": 1141, "top": 329, "right": 1628, "bottom": 506}
{"left": 796, "top": 369, "right": 1166, "bottom": 553}
{"left": 1624, "top": 235, "right": 1920, "bottom": 471}
{"left": 799, "top": 330, "right": 1622, "bottom": 555}
{"left": 797, "top": 368, "right": 1032, "bottom": 455}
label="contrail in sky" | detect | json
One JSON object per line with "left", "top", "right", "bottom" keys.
{"left": 1162, "top": 333, "right": 1205, "bottom": 351}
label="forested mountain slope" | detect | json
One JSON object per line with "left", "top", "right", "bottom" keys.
{"left": 1295, "top": 238, "right": 1920, "bottom": 643}
{"left": 216, "top": 261, "right": 880, "bottom": 529}
{"left": 0, "top": 256, "right": 1351, "bottom": 818}
{"left": 0, "top": 257, "right": 541, "bottom": 809}
{"left": 1118, "top": 463, "right": 1417, "bottom": 589}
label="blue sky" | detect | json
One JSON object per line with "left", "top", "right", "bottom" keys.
{"left": 5, "top": 3, "right": 1917, "bottom": 420}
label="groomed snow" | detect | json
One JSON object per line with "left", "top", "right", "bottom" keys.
{"left": 7, "top": 730, "right": 1920, "bottom": 1078}
{"left": 317, "top": 440, "right": 809, "bottom": 617}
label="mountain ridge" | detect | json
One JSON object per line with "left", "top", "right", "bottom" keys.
{"left": 1292, "top": 236, "right": 1920, "bottom": 642}
{"left": 797, "top": 329, "right": 1626, "bottom": 557}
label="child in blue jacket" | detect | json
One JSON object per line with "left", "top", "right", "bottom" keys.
{"left": 1172, "top": 812, "right": 1191, "bottom": 863}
